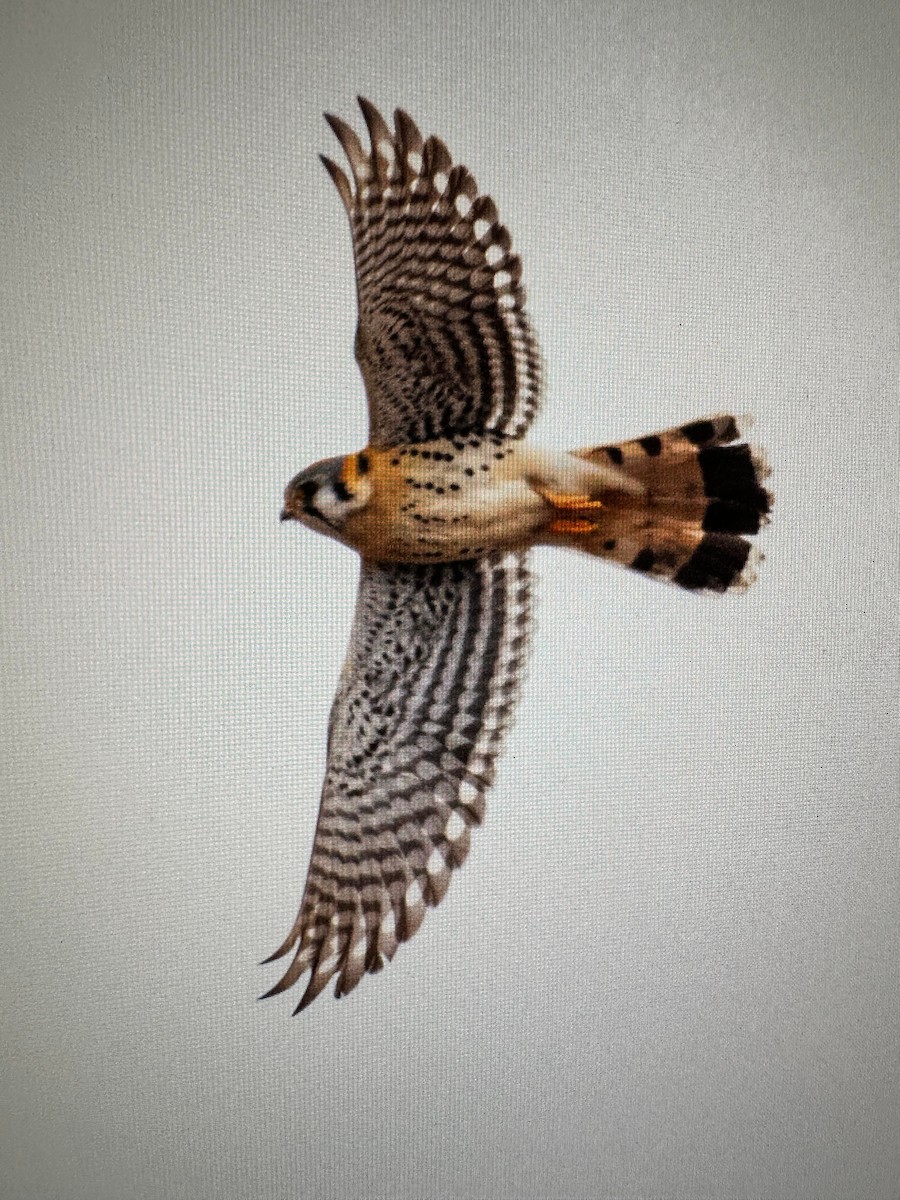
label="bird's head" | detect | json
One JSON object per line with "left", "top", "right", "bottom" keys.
{"left": 280, "top": 451, "right": 372, "bottom": 537}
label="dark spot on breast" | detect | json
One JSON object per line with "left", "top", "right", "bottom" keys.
{"left": 464, "top": 467, "right": 475, "bottom": 476}
{"left": 605, "top": 446, "right": 624, "bottom": 465}
{"left": 391, "top": 457, "right": 400, "bottom": 466}
{"left": 480, "top": 464, "right": 490, "bottom": 472}
{"left": 450, "top": 483, "right": 460, "bottom": 491}
{"left": 639, "top": 435, "right": 662, "bottom": 456}
{"left": 435, "top": 487, "right": 445, "bottom": 494}
{"left": 424, "top": 481, "right": 435, "bottom": 490}
{"left": 420, "top": 451, "right": 432, "bottom": 459}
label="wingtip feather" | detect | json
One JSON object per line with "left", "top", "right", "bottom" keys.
{"left": 324, "top": 112, "right": 368, "bottom": 181}
{"left": 320, "top": 154, "right": 353, "bottom": 210}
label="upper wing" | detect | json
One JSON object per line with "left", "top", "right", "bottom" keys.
{"left": 262, "top": 552, "right": 532, "bottom": 1012}
{"left": 321, "top": 98, "right": 542, "bottom": 447}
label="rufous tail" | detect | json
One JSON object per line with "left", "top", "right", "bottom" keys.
{"left": 551, "top": 415, "right": 772, "bottom": 592}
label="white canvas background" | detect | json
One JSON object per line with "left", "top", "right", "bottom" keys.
{"left": 2, "top": 1, "right": 897, "bottom": 1197}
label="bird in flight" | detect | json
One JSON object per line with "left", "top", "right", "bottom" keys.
{"left": 264, "top": 98, "right": 772, "bottom": 1012}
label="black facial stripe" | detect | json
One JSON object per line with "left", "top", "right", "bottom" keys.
{"left": 304, "top": 502, "right": 333, "bottom": 527}
{"left": 356, "top": 452, "right": 370, "bottom": 474}
{"left": 333, "top": 479, "right": 353, "bottom": 503}
{"left": 296, "top": 481, "right": 331, "bottom": 525}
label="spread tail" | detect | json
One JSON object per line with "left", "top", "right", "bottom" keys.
{"left": 551, "top": 415, "right": 772, "bottom": 592}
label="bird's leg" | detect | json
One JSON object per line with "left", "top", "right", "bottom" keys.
{"left": 548, "top": 516, "right": 600, "bottom": 534}
{"left": 533, "top": 484, "right": 604, "bottom": 510}
{"left": 534, "top": 484, "right": 604, "bottom": 511}
{"left": 532, "top": 486, "right": 604, "bottom": 535}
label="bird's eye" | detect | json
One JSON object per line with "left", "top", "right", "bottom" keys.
{"left": 300, "top": 480, "right": 318, "bottom": 503}
{"left": 333, "top": 480, "right": 352, "bottom": 503}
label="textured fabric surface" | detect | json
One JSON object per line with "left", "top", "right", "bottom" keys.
{"left": 2, "top": 2, "right": 897, "bottom": 1199}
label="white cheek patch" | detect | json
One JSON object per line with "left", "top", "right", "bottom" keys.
{"left": 316, "top": 478, "right": 371, "bottom": 521}
{"left": 315, "top": 489, "right": 345, "bottom": 520}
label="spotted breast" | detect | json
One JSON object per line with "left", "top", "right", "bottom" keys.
{"left": 340, "top": 437, "right": 549, "bottom": 562}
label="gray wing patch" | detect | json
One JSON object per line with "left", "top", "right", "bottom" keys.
{"left": 322, "top": 97, "right": 543, "bottom": 447}
{"left": 262, "top": 552, "right": 532, "bottom": 1011}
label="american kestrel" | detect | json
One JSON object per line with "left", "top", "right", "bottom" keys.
{"left": 264, "top": 98, "right": 772, "bottom": 1012}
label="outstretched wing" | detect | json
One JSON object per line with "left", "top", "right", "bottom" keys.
{"left": 262, "top": 552, "right": 532, "bottom": 1012}
{"left": 321, "top": 97, "right": 542, "bottom": 447}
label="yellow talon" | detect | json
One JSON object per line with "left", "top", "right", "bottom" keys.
{"left": 537, "top": 487, "right": 604, "bottom": 510}
{"left": 550, "top": 517, "right": 599, "bottom": 535}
